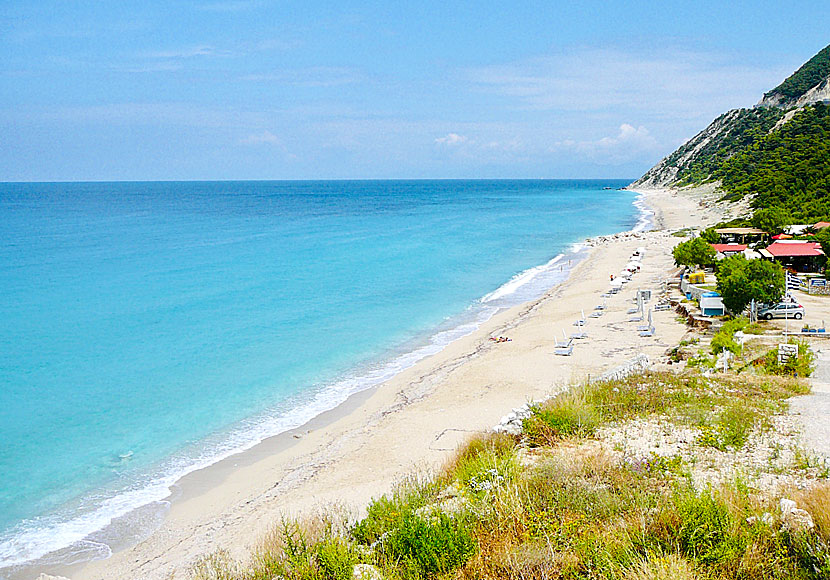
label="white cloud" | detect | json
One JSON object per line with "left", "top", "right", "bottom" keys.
{"left": 241, "top": 67, "right": 363, "bottom": 87}
{"left": 145, "top": 45, "right": 218, "bottom": 59}
{"left": 239, "top": 130, "right": 281, "bottom": 145}
{"left": 596, "top": 123, "right": 657, "bottom": 151}
{"left": 466, "top": 47, "right": 790, "bottom": 121}
{"left": 434, "top": 133, "right": 468, "bottom": 145}
{"left": 551, "top": 123, "right": 658, "bottom": 163}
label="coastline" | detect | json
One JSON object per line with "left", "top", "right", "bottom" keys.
{"left": 42, "top": 186, "right": 724, "bottom": 580}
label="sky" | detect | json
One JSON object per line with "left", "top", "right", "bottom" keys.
{"left": 1, "top": 1, "right": 828, "bottom": 181}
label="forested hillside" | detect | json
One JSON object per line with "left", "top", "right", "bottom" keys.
{"left": 632, "top": 43, "right": 830, "bottom": 224}
{"left": 760, "top": 44, "right": 830, "bottom": 106}
{"left": 717, "top": 103, "right": 830, "bottom": 222}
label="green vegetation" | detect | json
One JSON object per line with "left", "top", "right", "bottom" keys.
{"left": 751, "top": 207, "right": 789, "bottom": 235}
{"left": 663, "top": 107, "right": 785, "bottom": 187}
{"left": 716, "top": 255, "right": 785, "bottom": 315}
{"left": 763, "top": 44, "right": 830, "bottom": 104}
{"left": 718, "top": 103, "right": 830, "bottom": 221}
{"left": 763, "top": 340, "right": 816, "bottom": 378}
{"left": 710, "top": 317, "right": 749, "bottom": 355}
{"left": 673, "top": 237, "right": 717, "bottom": 268}
{"left": 643, "top": 46, "right": 830, "bottom": 227}
{"left": 190, "top": 370, "right": 827, "bottom": 580}
{"left": 814, "top": 227, "right": 830, "bottom": 272}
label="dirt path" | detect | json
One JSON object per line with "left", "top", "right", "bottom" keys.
{"left": 789, "top": 346, "right": 830, "bottom": 459}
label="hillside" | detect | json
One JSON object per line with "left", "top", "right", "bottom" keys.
{"left": 632, "top": 43, "right": 830, "bottom": 215}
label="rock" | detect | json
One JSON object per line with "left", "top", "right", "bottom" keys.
{"left": 779, "top": 498, "right": 815, "bottom": 534}
{"left": 353, "top": 563, "right": 384, "bottom": 580}
{"left": 437, "top": 482, "right": 461, "bottom": 499}
{"left": 437, "top": 496, "right": 468, "bottom": 515}
{"left": 779, "top": 498, "right": 797, "bottom": 514}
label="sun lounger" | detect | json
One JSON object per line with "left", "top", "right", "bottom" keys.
{"left": 555, "top": 344, "right": 574, "bottom": 355}
{"left": 654, "top": 303, "right": 671, "bottom": 311}
{"left": 639, "top": 326, "right": 655, "bottom": 337}
{"left": 636, "top": 309, "right": 653, "bottom": 331}
{"left": 554, "top": 329, "right": 574, "bottom": 355}
{"left": 589, "top": 310, "right": 603, "bottom": 318}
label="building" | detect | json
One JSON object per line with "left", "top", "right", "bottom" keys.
{"left": 761, "top": 241, "right": 825, "bottom": 273}
{"left": 710, "top": 243, "right": 747, "bottom": 257}
{"left": 714, "top": 227, "right": 766, "bottom": 245}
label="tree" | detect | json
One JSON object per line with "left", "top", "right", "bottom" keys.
{"left": 816, "top": 227, "right": 830, "bottom": 277}
{"left": 700, "top": 227, "right": 719, "bottom": 244}
{"left": 672, "top": 237, "right": 716, "bottom": 268}
{"left": 751, "top": 207, "right": 789, "bottom": 235}
{"left": 716, "top": 255, "right": 785, "bottom": 314}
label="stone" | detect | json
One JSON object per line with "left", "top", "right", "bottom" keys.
{"left": 353, "top": 563, "right": 384, "bottom": 580}
{"left": 779, "top": 498, "right": 815, "bottom": 534}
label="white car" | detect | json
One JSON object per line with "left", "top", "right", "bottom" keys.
{"left": 758, "top": 302, "right": 805, "bottom": 320}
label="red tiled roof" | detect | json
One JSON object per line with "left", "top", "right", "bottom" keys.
{"left": 814, "top": 221, "right": 830, "bottom": 229}
{"left": 710, "top": 243, "right": 747, "bottom": 253}
{"left": 765, "top": 242, "right": 825, "bottom": 257}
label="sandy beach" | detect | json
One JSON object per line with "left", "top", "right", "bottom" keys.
{"left": 60, "top": 187, "right": 727, "bottom": 580}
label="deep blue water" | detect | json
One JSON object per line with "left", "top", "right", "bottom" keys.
{"left": 0, "top": 179, "right": 639, "bottom": 570}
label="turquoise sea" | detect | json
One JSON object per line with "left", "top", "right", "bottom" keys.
{"left": 0, "top": 179, "right": 642, "bottom": 572}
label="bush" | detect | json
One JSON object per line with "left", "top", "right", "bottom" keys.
{"left": 696, "top": 405, "right": 758, "bottom": 450}
{"left": 351, "top": 478, "right": 434, "bottom": 545}
{"left": 523, "top": 394, "right": 601, "bottom": 444}
{"left": 378, "top": 512, "right": 477, "bottom": 578}
{"left": 711, "top": 317, "right": 749, "bottom": 355}
{"left": 315, "top": 538, "right": 358, "bottom": 580}
{"left": 763, "top": 340, "right": 815, "bottom": 377}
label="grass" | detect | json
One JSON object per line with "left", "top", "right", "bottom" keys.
{"left": 189, "top": 371, "right": 826, "bottom": 580}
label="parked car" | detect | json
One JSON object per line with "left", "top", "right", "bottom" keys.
{"left": 758, "top": 302, "right": 804, "bottom": 320}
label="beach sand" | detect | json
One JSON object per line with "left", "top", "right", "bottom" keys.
{"left": 63, "top": 187, "right": 724, "bottom": 580}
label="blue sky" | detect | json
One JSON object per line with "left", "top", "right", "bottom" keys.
{"left": 1, "top": 1, "right": 828, "bottom": 181}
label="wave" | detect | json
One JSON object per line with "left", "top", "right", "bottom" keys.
{"left": 481, "top": 253, "right": 566, "bottom": 303}
{"left": 631, "top": 192, "right": 655, "bottom": 232}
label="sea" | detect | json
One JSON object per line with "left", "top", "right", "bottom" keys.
{"left": 0, "top": 179, "right": 643, "bottom": 574}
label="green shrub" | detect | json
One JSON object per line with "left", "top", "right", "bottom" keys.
{"left": 711, "top": 332, "right": 741, "bottom": 355}
{"left": 351, "top": 478, "right": 434, "bottom": 545}
{"left": 378, "top": 512, "right": 477, "bottom": 578}
{"left": 763, "top": 340, "right": 815, "bottom": 377}
{"left": 696, "top": 405, "right": 758, "bottom": 451}
{"left": 523, "top": 394, "right": 601, "bottom": 444}
{"left": 660, "top": 487, "right": 746, "bottom": 566}
{"left": 315, "top": 537, "right": 358, "bottom": 580}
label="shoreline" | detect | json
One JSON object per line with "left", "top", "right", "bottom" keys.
{"left": 24, "top": 186, "right": 725, "bottom": 580}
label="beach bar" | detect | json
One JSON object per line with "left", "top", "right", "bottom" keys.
{"left": 714, "top": 227, "right": 766, "bottom": 245}
{"left": 763, "top": 241, "right": 825, "bottom": 273}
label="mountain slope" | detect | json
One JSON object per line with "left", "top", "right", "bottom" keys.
{"left": 632, "top": 44, "right": 830, "bottom": 196}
